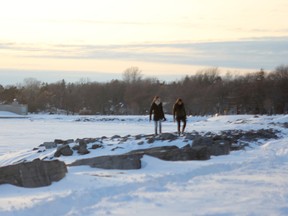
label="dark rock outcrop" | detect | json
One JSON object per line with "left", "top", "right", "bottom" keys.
{"left": 69, "top": 145, "right": 210, "bottom": 170}
{"left": 41, "top": 142, "right": 57, "bottom": 149}
{"left": 111, "top": 135, "right": 121, "bottom": 139}
{"left": 128, "top": 145, "right": 210, "bottom": 161}
{"left": 77, "top": 141, "right": 90, "bottom": 155}
{"left": 64, "top": 129, "right": 279, "bottom": 170}
{"left": 1, "top": 128, "right": 278, "bottom": 188}
{"left": 0, "top": 159, "right": 67, "bottom": 188}
{"left": 157, "top": 133, "right": 178, "bottom": 141}
{"left": 145, "top": 133, "right": 178, "bottom": 144}
{"left": 54, "top": 139, "right": 74, "bottom": 145}
{"left": 91, "top": 144, "right": 103, "bottom": 149}
{"left": 69, "top": 154, "right": 142, "bottom": 170}
{"left": 54, "top": 145, "right": 73, "bottom": 157}
{"left": 192, "top": 136, "right": 231, "bottom": 156}
{"left": 76, "top": 138, "right": 98, "bottom": 145}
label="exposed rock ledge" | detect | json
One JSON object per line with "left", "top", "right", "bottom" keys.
{"left": 0, "top": 129, "right": 279, "bottom": 188}
{"left": 0, "top": 159, "right": 67, "bottom": 188}
{"left": 69, "top": 145, "right": 211, "bottom": 169}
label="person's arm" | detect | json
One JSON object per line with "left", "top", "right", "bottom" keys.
{"left": 183, "top": 105, "right": 187, "bottom": 117}
{"left": 172, "top": 104, "right": 176, "bottom": 121}
{"left": 161, "top": 103, "right": 166, "bottom": 121}
{"left": 149, "top": 103, "right": 154, "bottom": 121}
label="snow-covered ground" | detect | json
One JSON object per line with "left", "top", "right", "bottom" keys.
{"left": 0, "top": 113, "right": 288, "bottom": 216}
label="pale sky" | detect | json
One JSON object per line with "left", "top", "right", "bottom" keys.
{"left": 0, "top": 0, "right": 288, "bottom": 84}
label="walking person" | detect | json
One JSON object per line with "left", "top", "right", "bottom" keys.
{"left": 149, "top": 96, "right": 166, "bottom": 135}
{"left": 173, "top": 98, "right": 187, "bottom": 136}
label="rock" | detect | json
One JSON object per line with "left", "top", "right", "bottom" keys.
{"left": 54, "top": 139, "right": 74, "bottom": 145}
{"left": 42, "top": 142, "right": 57, "bottom": 149}
{"left": 120, "top": 135, "right": 131, "bottom": 143}
{"left": 37, "top": 128, "right": 279, "bottom": 171}
{"left": 157, "top": 133, "right": 178, "bottom": 141}
{"left": 212, "top": 140, "right": 231, "bottom": 155}
{"left": 135, "top": 134, "right": 144, "bottom": 140}
{"left": 77, "top": 141, "right": 90, "bottom": 155}
{"left": 137, "top": 141, "right": 144, "bottom": 145}
{"left": 128, "top": 145, "right": 210, "bottom": 161}
{"left": 119, "top": 137, "right": 129, "bottom": 143}
{"left": 66, "top": 141, "right": 213, "bottom": 171}
{"left": 192, "top": 136, "right": 230, "bottom": 156}
{"left": 192, "top": 146, "right": 210, "bottom": 160}
{"left": 192, "top": 136, "right": 214, "bottom": 146}
{"left": 66, "top": 139, "right": 74, "bottom": 144}
{"left": 54, "top": 139, "right": 64, "bottom": 144}
{"left": 69, "top": 154, "right": 142, "bottom": 170}
{"left": 257, "top": 129, "right": 278, "bottom": 139}
{"left": 184, "top": 133, "right": 198, "bottom": 140}
{"left": 54, "top": 145, "right": 73, "bottom": 157}
{"left": 0, "top": 159, "right": 67, "bottom": 188}
{"left": 147, "top": 137, "right": 155, "bottom": 144}
{"left": 159, "top": 133, "right": 178, "bottom": 141}
{"left": 224, "top": 129, "right": 278, "bottom": 142}
{"left": 76, "top": 138, "right": 94, "bottom": 145}
{"left": 129, "top": 146, "right": 178, "bottom": 157}
{"left": 111, "top": 135, "right": 121, "bottom": 139}
{"left": 91, "top": 144, "right": 103, "bottom": 149}
{"left": 72, "top": 145, "right": 80, "bottom": 151}
{"left": 78, "top": 147, "right": 90, "bottom": 155}
{"left": 111, "top": 146, "right": 124, "bottom": 151}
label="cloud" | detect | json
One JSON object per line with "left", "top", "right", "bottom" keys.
{"left": 1, "top": 36, "right": 288, "bottom": 71}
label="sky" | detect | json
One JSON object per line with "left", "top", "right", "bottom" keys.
{"left": 0, "top": 0, "right": 288, "bottom": 85}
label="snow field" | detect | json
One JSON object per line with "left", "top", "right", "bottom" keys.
{"left": 0, "top": 113, "right": 288, "bottom": 216}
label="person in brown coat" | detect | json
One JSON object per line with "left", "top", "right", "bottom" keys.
{"left": 149, "top": 96, "right": 166, "bottom": 135}
{"left": 173, "top": 98, "right": 187, "bottom": 135}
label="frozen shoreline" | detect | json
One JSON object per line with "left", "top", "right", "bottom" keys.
{"left": 0, "top": 114, "right": 288, "bottom": 216}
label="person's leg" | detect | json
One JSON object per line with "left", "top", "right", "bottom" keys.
{"left": 182, "top": 119, "right": 187, "bottom": 134}
{"left": 159, "top": 120, "right": 162, "bottom": 134}
{"left": 154, "top": 121, "right": 158, "bottom": 135}
{"left": 177, "top": 118, "right": 181, "bottom": 135}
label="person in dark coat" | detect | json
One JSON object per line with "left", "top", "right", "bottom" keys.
{"left": 149, "top": 96, "right": 166, "bottom": 135}
{"left": 173, "top": 98, "right": 187, "bottom": 135}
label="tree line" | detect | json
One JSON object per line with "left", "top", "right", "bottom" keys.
{"left": 0, "top": 65, "right": 288, "bottom": 115}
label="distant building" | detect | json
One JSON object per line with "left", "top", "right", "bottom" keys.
{"left": 0, "top": 99, "right": 28, "bottom": 115}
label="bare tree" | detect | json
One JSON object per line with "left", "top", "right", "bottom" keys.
{"left": 1, "top": 65, "right": 288, "bottom": 115}
{"left": 122, "top": 67, "right": 142, "bottom": 84}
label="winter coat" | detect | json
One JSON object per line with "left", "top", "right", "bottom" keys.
{"left": 149, "top": 102, "right": 165, "bottom": 121}
{"left": 173, "top": 103, "right": 186, "bottom": 119}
